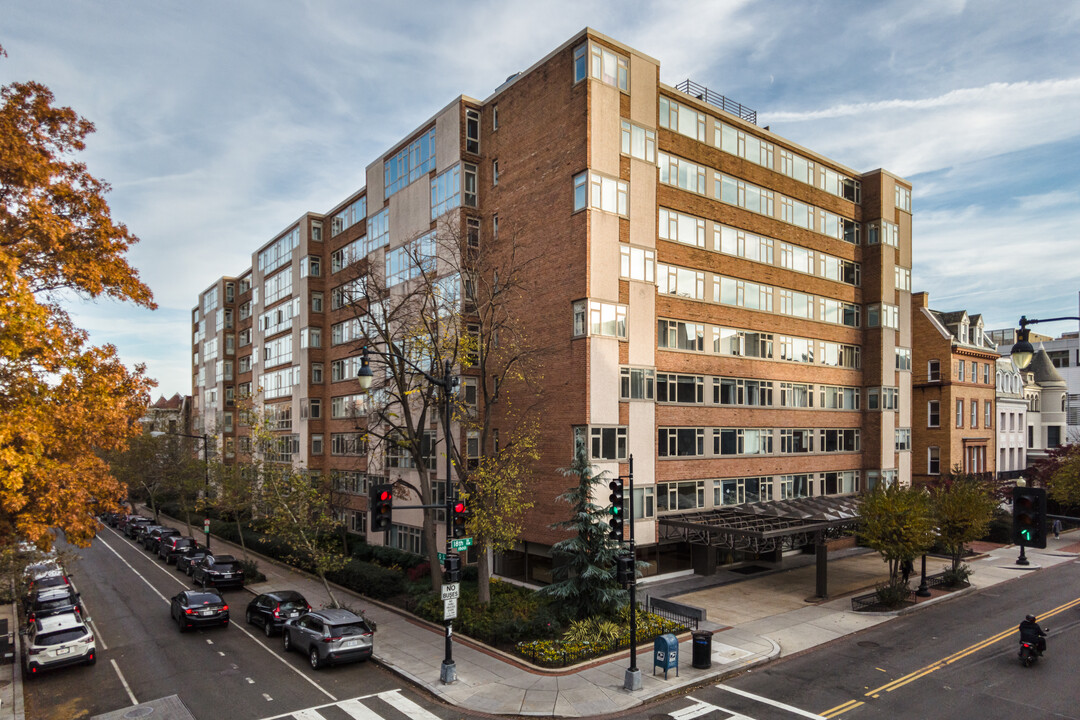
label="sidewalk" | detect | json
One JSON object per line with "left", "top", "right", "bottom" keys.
{"left": 123, "top": 516, "right": 1080, "bottom": 717}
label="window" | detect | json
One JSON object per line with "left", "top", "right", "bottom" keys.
{"left": 366, "top": 207, "right": 389, "bottom": 252}
{"left": 590, "top": 426, "right": 627, "bottom": 461}
{"left": 465, "top": 109, "right": 480, "bottom": 155}
{"left": 491, "top": 159, "right": 499, "bottom": 186}
{"left": 895, "top": 185, "right": 912, "bottom": 212}
{"left": 958, "top": 361, "right": 965, "bottom": 382}
{"left": 573, "top": 43, "right": 587, "bottom": 82}
{"left": 385, "top": 127, "right": 436, "bottom": 198}
{"left": 983, "top": 363, "right": 991, "bottom": 384}
{"left": 928, "top": 447, "right": 941, "bottom": 475}
{"left": 866, "top": 303, "right": 899, "bottom": 329}
{"left": 572, "top": 299, "right": 627, "bottom": 339}
{"left": 492, "top": 214, "right": 499, "bottom": 239}
{"left": 632, "top": 487, "right": 655, "bottom": 519}
{"left": 332, "top": 394, "right": 367, "bottom": 419}
{"left": 463, "top": 163, "right": 478, "bottom": 208}
{"left": 719, "top": 174, "right": 774, "bottom": 216}
{"left": 657, "top": 319, "right": 705, "bottom": 352}
{"left": 301, "top": 256, "right": 320, "bottom": 278}
{"left": 956, "top": 399, "right": 964, "bottom": 427}
{"left": 985, "top": 401, "right": 993, "bottom": 428}
{"left": 311, "top": 435, "right": 323, "bottom": 455}
{"left": 971, "top": 400, "right": 978, "bottom": 428}
{"left": 659, "top": 153, "right": 707, "bottom": 195}
{"left": 657, "top": 480, "right": 705, "bottom": 512}
{"left": 431, "top": 164, "right": 462, "bottom": 219}
{"left": 660, "top": 96, "right": 707, "bottom": 141}
{"left": 716, "top": 121, "right": 774, "bottom": 167}
{"left": 895, "top": 428, "right": 912, "bottom": 452}
{"left": 657, "top": 263, "right": 705, "bottom": 300}
{"left": 659, "top": 208, "right": 706, "bottom": 248}
{"left": 715, "top": 224, "right": 773, "bottom": 262}
{"left": 658, "top": 428, "right": 704, "bottom": 457}
{"left": 620, "top": 367, "right": 655, "bottom": 400}
{"left": 311, "top": 363, "right": 323, "bottom": 384}
{"left": 896, "top": 348, "right": 912, "bottom": 371}
{"left": 928, "top": 360, "right": 940, "bottom": 382}
{"left": 620, "top": 120, "right": 656, "bottom": 163}
{"left": 574, "top": 171, "right": 628, "bottom": 216}
{"left": 657, "top": 374, "right": 704, "bottom": 404}
{"left": 258, "top": 227, "right": 299, "bottom": 273}
{"left": 619, "top": 246, "right": 655, "bottom": 282}
{"left": 780, "top": 429, "right": 814, "bottom": 453}
{"left": 895, "top": 266, "right": 911, "bottom": 291}
{"left": 492, "top": 105, "right": 499, "bottom": 130}
{"left": 589, "top": 42, "right": 628, "bottom": 91}
{"left": 331, "top": 197, "right": 366, "bottom": 237}
{"left": 311, "top": 292, "right": 323, "bottom": 313}
{"left": 331, "top": 433, "right": 366, "bottom": 456}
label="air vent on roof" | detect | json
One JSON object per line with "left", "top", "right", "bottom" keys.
{"left": 495, "top": 72, "right": 522, "bottom": 93}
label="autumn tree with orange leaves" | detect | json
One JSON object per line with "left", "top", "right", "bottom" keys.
{"left": 0, "top": 45, "right": 156, "bottom": 549}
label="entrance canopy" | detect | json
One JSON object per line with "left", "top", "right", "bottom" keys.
{"left": 658, "top": 495, "right": 862, "bottom": 554}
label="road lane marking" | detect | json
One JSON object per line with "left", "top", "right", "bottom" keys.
{"left": 86, "top": 616, "right": 108, "bottom": 650}
{"left": 717, "top": 684, "right": 826, "bottom": 719}
{"left": 263, "top": 693, "right": 273, "bottom": 702}
{"left": 820, "top": 595, "right": 1080, "bottom": 716}
{"left": 258, "top": 690, "right": 420, "bottom": 720}
{"left": 379, "top": 689, "right": 443, "bottom": 720}
{"left": 96, "top": 536, "right": 169, "bottom": 603}
{"left": 110, "top": 659, "right": 138, "bottom": 705}
{"left": 230, "top": 621, "right": 337, "bottom": 701}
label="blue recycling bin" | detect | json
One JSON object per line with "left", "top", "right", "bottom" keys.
{"left": 653, "top": 632, "right": 679, "bottom": 678}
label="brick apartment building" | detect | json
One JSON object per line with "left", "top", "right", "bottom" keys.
{"left": 191, "top": 29, "right": 914, "bottom": 581}
{"left": 910, "top": 293, "right": 999, "bottom": 485}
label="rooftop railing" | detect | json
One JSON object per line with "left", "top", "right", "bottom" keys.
{"left": 674, "top": 79, "right": 757, "bottom": 125}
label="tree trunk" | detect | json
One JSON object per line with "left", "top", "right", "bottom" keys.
{"left": 235, "top": 515, "right": 248, "bottom": 560}
{"left": 318, "top": 571, "right": 339, "bottom": 608}
{"left": 477, "top": 539, "right": 491, "bottom": 604}
{"left": 183, "top": 508, "right": 192, "bottom": 537}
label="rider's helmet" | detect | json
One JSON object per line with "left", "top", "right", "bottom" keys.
{"left": 1025, "top": 614, "right": 1037, "bottom": 623}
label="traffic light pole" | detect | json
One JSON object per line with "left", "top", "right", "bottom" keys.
{"left": 438, "top": 357, "right": 457, "bottom": 685}
{"left": 624, "top": 455, "right": 640, "bottom": 692}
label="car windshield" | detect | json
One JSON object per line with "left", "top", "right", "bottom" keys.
{"left": 35, "top": 595, "right": 76, "bottom": 611}
{"left": 36, "top": 628, "right": 87, "bottom": 646}
{"left": 187, "top": 593, "right": 222, "bottom": 605}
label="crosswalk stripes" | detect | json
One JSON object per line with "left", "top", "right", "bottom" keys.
{"left": 259, "top": 689, "right": 442, "bottom": 720}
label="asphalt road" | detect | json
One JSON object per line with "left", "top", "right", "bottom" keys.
{"left": 23, "top": 525, "right": 456, "bottom": 720}
{"left": 636, "top": 557, "right": 1080, "bottom": 720}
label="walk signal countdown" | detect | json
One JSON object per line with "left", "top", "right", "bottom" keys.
{"left": 370, "top": 484, "right": 393, "bottom": 532}
{"left": 608, "top": 478, "right": 625, "bottom": 541}
{"left": 1012, "top": 486, "right": 1047, "bottom": 549}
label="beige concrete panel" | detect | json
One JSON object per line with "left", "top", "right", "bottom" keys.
{"left": 388, "top": 176, "right": 433, "bottom": 247}
{"left": 632, "top": 518, "right": 656, "bottom": 545}
{"left": 590, "top": 83, "right": 622, "bottom": 176}
{"left": 366, "top": 161, "right": 385, "bottom": 208}
{"left": 898, "top": 450, "right": 912, "bottom": 487}
{"left": 898, "top": 211, "right": 912, "bottom": 268}
{"left": 628, "top": 401, "right": 655, "bottom": 482}
{"left": 589, "top": 337, "right": 621, "bottom": 424}
{"left": 898, "top": 292, "right": 912, "bottom": 344}
{"left": 880, "top": 410, "right": 896, "bottom": 469}
{"left": 629, "top": 53, "right": 658, "bottom": 128}
{"left": 629, "top": 157, "right": 657, "bottom": 247}
{"left": 899, "top": 368, "right": 912, "bottom": 425}
{"left": 627, "top": 278, "right": 656, "bottom": 367}
{"left": 435, "top": 102, "right": 463, "bottom": 171}
{"left": 589, "top": 211, "right": 621, "bottom": 300}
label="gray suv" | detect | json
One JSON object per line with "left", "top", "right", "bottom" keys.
{"left": 281, "top": 608, "right": 373, "bottom": 669}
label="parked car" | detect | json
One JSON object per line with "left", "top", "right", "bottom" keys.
{"left": 282, "top": 608, "right": 373, "bottom": 669}
{"left": 22, "top": 611, "right": 96, "bottom": 677}
{"left": 26, "top": 585, "right": 83, "bottom": 624}
{"left": 143, "top": 526, "right": 180, "bottom": 553}
{"left": 158, "top": 536, "right": 197, "bottom": 564}
{"left": 176, "top": 547, "right": 210, "bottom": 576}
{"left": 245, "top": 591, "right": 311, "bottom": 637}
{"left": 169, "top": 589, "right": 229, "bottom": 632}
{"left": 25, "top": 563, "right": 71, "bottom": 598}
{"left": 191, "top": 554, "right": 244, "bottom": 590}
{"left": 123, "top": 517, "right": 153, "bottom": 539}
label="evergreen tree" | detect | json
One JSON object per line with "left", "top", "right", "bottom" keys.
{"left": 540, "top": 448, "right": 627, "bottom": 620}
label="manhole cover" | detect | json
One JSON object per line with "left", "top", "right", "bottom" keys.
{"left": 124, "top": 708, "right": 155, "bottom": 719}
{"left": 857, "top": 641, "right": 880, "bottom": 648}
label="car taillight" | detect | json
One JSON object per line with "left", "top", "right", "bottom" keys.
{"left": 323, "top": 636, "right": 342, "bottom": 643}
{"left": 363, "top": 632, "right": 373, "bottom": 638}
{"left": 28, "top": 646, "right": 42, "bottom": 656}
{"left": 185, "top": 608, "right": 195, "bottom": 615}
{"left": 222, "top": 605, "right": 228, "bottom": 612}
{"left": 306, "top": 605, "right": 312, "bottom": 612}
{"left": 27, "top": 613, "right": 35, "bottom": 623}
{"left": 81, "top": 634, "right": 94, "bottom": 644}
{"left": 273, "top": 605, "right": 281, "bottom": 618}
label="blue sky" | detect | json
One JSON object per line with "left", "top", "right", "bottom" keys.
{"left": 4, "top": 0, "right": 1079, "bottom": 396}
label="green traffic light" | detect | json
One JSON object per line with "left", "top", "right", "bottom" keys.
{"left": 1021, "top": 528, "right": 1033, "bottom": 541}
{"left": 611, "top": 507, "right": 621, "bottom": 515}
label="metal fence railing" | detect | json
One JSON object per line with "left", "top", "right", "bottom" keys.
{"left": 850, "top": 571, "right": 961, "bottom": 611}
{"left": 674, "top": 79, "right": 757, "bottom": 124}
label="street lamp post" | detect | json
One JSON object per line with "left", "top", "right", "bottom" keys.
{"left": 357, "top": 345, "right": 458, "bottom": 684}
{"left": 151, "top": 430, "right": 211, "bottom": 550}
{"left": 1009, "top": 315, "right": 1080, "bottom": 370}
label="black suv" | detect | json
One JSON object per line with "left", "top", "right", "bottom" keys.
{"left": 192, "top": 554, "right": 244, "bottom": 590}
{"left": 143, "top": 527, "right": 181, "bottom": 553}
{"left": 26, "top": 585, "right": 83, "bottom": 624}
{"left": 282, "top": 608, "right": 373, "bottom": 669}
{"left": 158, "top": 536, "right": 197, "bottom": 564}
{"left": 177, "top": 547, "right": 210, "bottom": 576}
{"left": 122, "top": 517, "right": 152, "bottom": 539}
{"left": 245, "top": 590, "right": 311, "bottom": 637}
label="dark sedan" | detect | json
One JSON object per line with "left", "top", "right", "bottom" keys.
{"left": 122, "top": 517, "right": 152, "bottom": 538}
{"left": 170, "top": 590, "right": 229, "bottom": 632}
{"left": 191, "top": 553, "right": 244, "bottom": 590}
{"left": 245, "top": 591, "right": 311, "bottom": 637}
{"left": 176, "top": 547, "right": 210, "bottom": 576}
{"left": 158, "top": 536, "right": 197, "bottom": 564}
{"left": 143, "top": 526, "right": 180, "bottom": 553}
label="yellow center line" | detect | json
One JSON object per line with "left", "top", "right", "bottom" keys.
{"left": 820, "top": 596, "right": 1080, "bottom": 717}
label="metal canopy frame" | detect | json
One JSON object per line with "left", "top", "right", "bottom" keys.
{"left": 658, "top": 495, "right": 863, "bottom": 554}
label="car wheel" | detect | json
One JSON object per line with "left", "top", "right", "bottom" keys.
{"left": 263, "top": 620, "right": 273, "bottom": 638}
{"left": 282, "top": 631, "right": 292, "bottom": 653}
{"left": 245, "top": 610, "right": 253, "bottom": 625}
{"left": 177, "top": 615, "right": 186, "bottom": 633}
{"left": 309, "top": 647, "right": 321, "bottom": 670}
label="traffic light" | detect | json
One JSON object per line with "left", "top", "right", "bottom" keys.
{"left": 616, "top": 553, "right": 635, "bottom": 586}
{"left": 1012, "top": 486, "right": 1047, "bottom": 549}
{"left": 451, "top": 500, "right": 469, "bottom": 539}
{"left": 370, "top": 484, "right": 393, "bottom": 532}
{"left": 445, "top": 552, "right": 462, "bottom": 583}
{"left": 608, "top": 478, "right": 624, "bottom": 541}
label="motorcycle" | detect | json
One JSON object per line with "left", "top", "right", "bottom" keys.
{"left": 1019, "top": 627, "right": 1048, "bottom": 667}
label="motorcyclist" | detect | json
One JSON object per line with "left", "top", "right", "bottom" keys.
{"left": 1019, "top": 614, "right": 1046, "bottom": 655}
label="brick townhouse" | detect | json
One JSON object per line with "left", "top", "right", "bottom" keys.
{"left": 191, "top": 28, "right": 914, "bottom": 581}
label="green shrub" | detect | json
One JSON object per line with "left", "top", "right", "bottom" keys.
{"left": 941, "top": 563, "right": 972, "bottom": 587}
{"left": 873, "top": 579, "right": 912, "bottom": 608}
{"left": 239, "top": 558, "right": 265, "bottom": 584}
{"left": 514, "top": 609, "right": 687, "bottom": 668}
{"left": 326, "top": 559, "right": 405, "bottom": 601}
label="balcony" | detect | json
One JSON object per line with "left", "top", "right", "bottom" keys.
{"left": 675, "top": 79, "right": 757, "bottom": 125}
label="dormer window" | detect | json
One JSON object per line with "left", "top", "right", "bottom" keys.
{"left": 959, "top": 321, "right": 969, "bottom": 344}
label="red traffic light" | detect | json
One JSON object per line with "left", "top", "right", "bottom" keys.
{"left": 378, "top": 490, "right": 391, "bottom": 502}
{"left": 453, "top": 501, "right": 465, "bottom": 513}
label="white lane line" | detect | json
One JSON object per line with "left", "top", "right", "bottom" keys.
{"left": 716, "top": 684, "right": 827, "bottom": 719}
{"left": 257, "top": 689, "right": 407, "bottom": 720}
{"left": 86, "top": 616, "right": 107, "bottom": 650}
{"left": 103, "top": 525, "right": 336, "bottom": 703}
{"left": 110, "top": 659, "right": 138, "bottom": 705}
{"left": 262, "top": 693, "right": 274, "bottom": 702}
{"left": 337, "top": 698, "right": 383, "bottom": 719}
{"left": 293, "top": 710, "right": 328, "bottom": 720}
{"left": 230, "top": 621, "right": 337, "bottom": 702}
{"left": 379, "top": 689, "right": 442, "bottom": 720}
{"left": 246, "top": 677, "right": 255, "bottom": 684}
{"left": 96, "top": 536, "right": 169, "bottom": 603}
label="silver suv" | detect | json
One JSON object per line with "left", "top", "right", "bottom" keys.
{"left": 23, "top": 611, "right": 96, "bottom": 677}
{"left": 281, "top": 608, "right": 373, "bottom": 669}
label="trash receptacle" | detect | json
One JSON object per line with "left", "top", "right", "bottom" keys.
{"left": 691, "top": 629, "right": 713, "bottom": 669}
